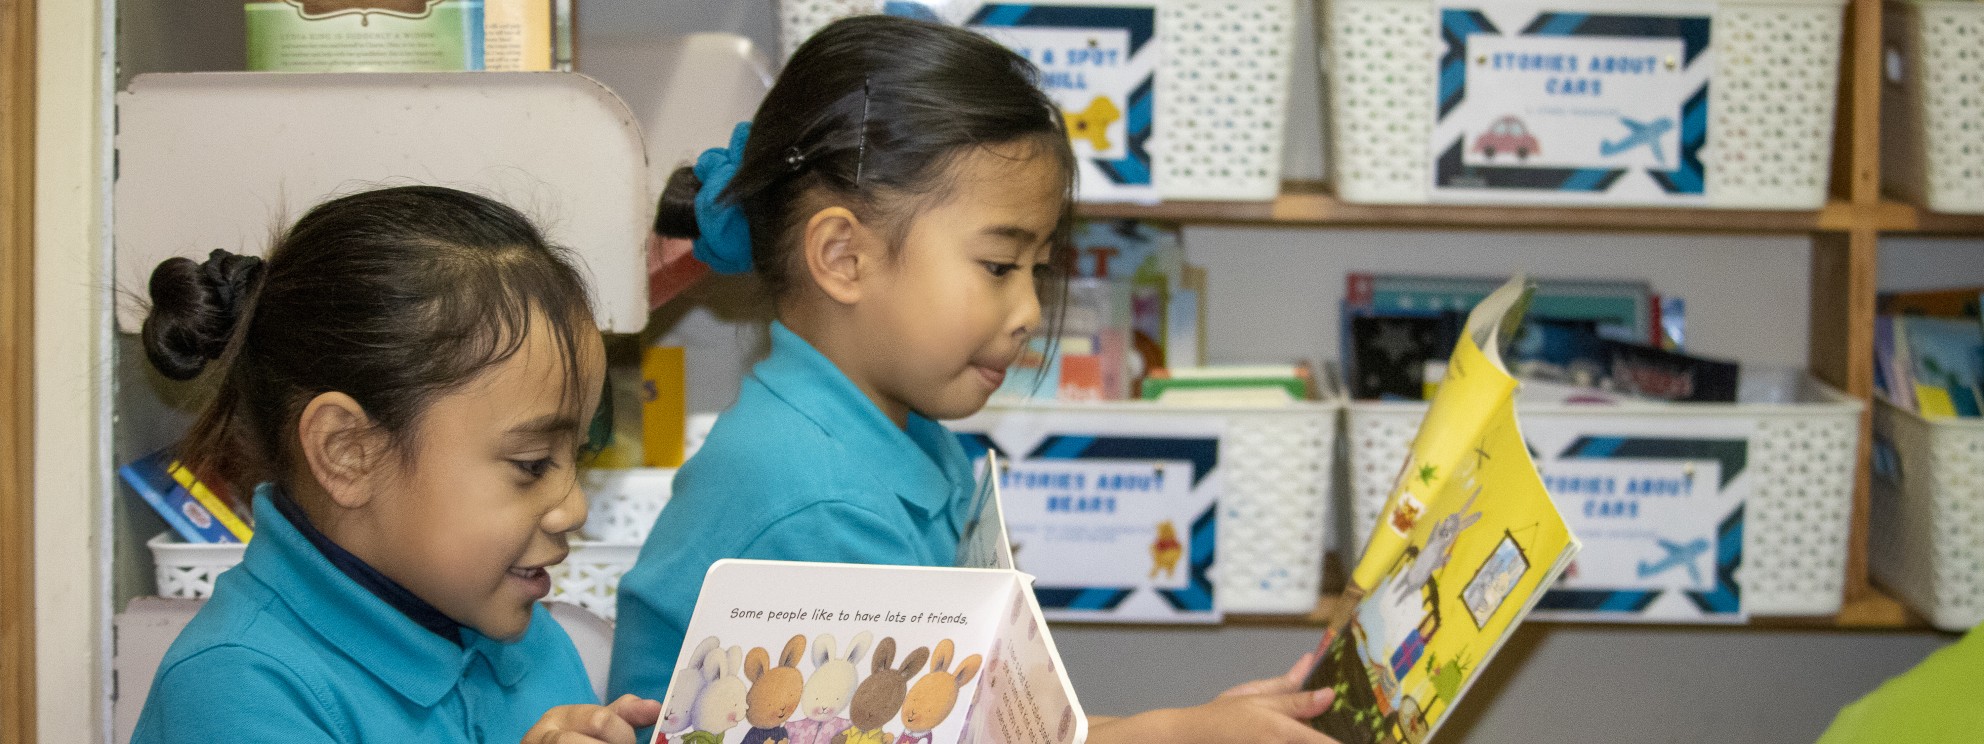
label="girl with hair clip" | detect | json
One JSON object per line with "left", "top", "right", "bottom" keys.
{"left": 130, "top": 186, "right": 661, "bottom": 744}
{"left": 609, "top": 16, "right": 1338, "bottom": 743}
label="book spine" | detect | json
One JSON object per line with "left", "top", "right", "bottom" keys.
{"left": 167, "top": 460, "right": 253, "bottom": 541}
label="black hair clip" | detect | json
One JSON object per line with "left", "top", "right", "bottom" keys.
{"left": 784, "top": 146, "right": 807, "bottom": 172}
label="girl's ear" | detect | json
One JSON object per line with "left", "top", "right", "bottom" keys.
{"left": 297, "top": 391, "right": 382, "bottom": 509}
{"left": 802, "top": 206, "right": 874, "bottom": 306}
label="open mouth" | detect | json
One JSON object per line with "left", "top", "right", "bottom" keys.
{"left": 507, "top": 565, "right": 553, "bottom": 599}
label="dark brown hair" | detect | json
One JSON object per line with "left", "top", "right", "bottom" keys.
{"left": 141, "top": 185, "right": 596, "bottom": 499}
{"left": 655, "top": 14, "right": 1078, "bottom": 303}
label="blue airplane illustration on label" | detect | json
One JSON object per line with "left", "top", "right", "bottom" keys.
{"left": 1636, "top": 537, "right": 1710, "bottom": 584}
{"left": 1599, "top": 116, "right": 1675, "bottom": 166}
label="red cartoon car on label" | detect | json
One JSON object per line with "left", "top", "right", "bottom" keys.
{"left": 1473, "top": 116, "right": 1540, "bottom": 160}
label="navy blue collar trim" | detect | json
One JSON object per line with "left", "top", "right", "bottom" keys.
{"left": 268, "top": 486, "right": 464, "bottom": 646}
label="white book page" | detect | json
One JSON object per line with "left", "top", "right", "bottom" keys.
{"left": 656, "top": 560, "right": 1017, "bottom": 744}
{"left": 958, "top": 456, "right": 1015, "bottom": 570}
{"left": 965, "top": 575, "right": 1090, "bottom": 744}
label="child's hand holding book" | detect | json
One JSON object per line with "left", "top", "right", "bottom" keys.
{"left": 1085, "top": 653, "right": 1341, "bottom": 744}
{"left": 523, "top": 694, "right": 662, "bottom": 744}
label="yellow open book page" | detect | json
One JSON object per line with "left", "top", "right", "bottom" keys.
{"left": 1311, "top": 277, "right": 1578, "bottom": 744}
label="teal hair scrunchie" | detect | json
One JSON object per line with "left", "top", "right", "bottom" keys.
{"left": 691, "top": 122, "right": 755, "bottom": 275}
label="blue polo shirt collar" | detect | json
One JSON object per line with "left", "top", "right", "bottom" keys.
{"left": 753, "top": 322, "right": 973, "bottom": 530}
{"left": 243, "top": 485, "right": 534, "bottom": 707}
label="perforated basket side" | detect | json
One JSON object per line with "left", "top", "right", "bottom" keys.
{"left": 1345, "top": 388, "right": 1859, "bottom": 617}
{"left": 1704, "top": 0, "right": 1844, "bottom": 209}
{"left": 1157, "top": 0, "right": 1296, "bottom": 200}
{"left": 146, "top": 534, "right": 246, "bottom": 599}
{"left": 1886, "top": 0, "right": 1984, "bottom": 214}
{"left": 547, "top": 542, "right": 642, "bottom": 622}
{"left": 779, "top": 0, "right": 877, "bottom": 58}
{"left": 1322, "top": 0, "right": 1436, "bottom": 204}
{"left": 1740, "top": 410, "right": 1857, "bottom": 614}
{"left": 1215, "top": 408, "right": 1338, "bottom": 613}
{"left": 1871, "top": 402, "right": 1984, "bottom": 631}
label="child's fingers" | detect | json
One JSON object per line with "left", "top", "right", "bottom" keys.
{"left": 523, "top": 705, "right": 638, "bottom": 744}
{"left": 1253, "top": 687, "right": 1337, "bottom": 721}
{"left": 1218, "top": 651, "right": 1319, "bottom": 699}
{"left": 605, "top": 694, "right": 663, "bottom": 729}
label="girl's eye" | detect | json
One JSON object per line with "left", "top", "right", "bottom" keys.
{"left": 511, "top": 458, "right": 555, "bottom": 479}
{"left": 982, "top": 262, "right": 1021, "bottom": 278}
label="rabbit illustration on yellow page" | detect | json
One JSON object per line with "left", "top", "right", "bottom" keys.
{"left": 789, "top": 632, "right": 871, "bottom": 744}
{"left": 742, "top": 635, "right": 809, "bottom": 744}
{"left": 832, "top": 638, "right": 927, "bottom": 744}
{"left": 897, "top": 640, "right": 983, "bottom": 744}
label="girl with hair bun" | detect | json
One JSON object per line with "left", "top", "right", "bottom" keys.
{"left": 610, "top": 16, "right": 1338, "bottom": 743}
{"left": 131, "top": 185, "right": 660, "bottom": 744}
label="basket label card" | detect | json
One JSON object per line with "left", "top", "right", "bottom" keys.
{"left": 1526, "top": 413, "right": 1752, "bottom": 623}
{"left": 1431, "top": 2, "right": 1715, "bottom": 205}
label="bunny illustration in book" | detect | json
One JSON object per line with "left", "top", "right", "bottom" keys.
{"left": 741, "top": 635, "right": 809, "bottom": 744}
{"left": 1391, "top": 486, "right": 1484, "bottom": 602}
{"left": 831, "top": 637, "right": 927, "bottom": 744}
{"left": 789, "top": 632, "right": 872, "bottom": 744}
{"left": 682, "top": 644, "right": 748, "bottom": 744}
{"left": 897, "top": 639, "right": 983, "bottom": 744}
{"left": 660, "top": 636, "right": 724, "bottom": 743}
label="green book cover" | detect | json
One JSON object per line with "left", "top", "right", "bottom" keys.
{"left": 246, "top": 1, "right": 485, "bottom": 72}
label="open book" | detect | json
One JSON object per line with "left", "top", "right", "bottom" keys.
{"left": 1304, "top": 276, "right": 1581, "bottom": 744}
{"left": 654, "top": 458, "right": 1089, "bottom": 744}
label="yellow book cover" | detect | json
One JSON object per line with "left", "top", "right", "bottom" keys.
{"left": 484, "top": 0, "right": 553, "bottom": 71}
{"left": 167, "top": 459, "right": 254, "bottom": 542}
{"left": 1306, "top": 276, "right": 1579, "bottom": 744}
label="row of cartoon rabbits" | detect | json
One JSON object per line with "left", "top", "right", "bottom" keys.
{"left": 662, "top": 633, "right": 984, "bottom": 744}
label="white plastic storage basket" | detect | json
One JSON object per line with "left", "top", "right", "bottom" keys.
{"left": 779, "top": 0, "right": 1297, "bottom": 201}
{"left": 1871, "top": 400, "right": 1984, "bottom": 631}
{"left": 1346, "top": 370, "right": 1861, "bottom": 616}
{"left": 147, "top": 534, "right": 641, "bottom": 622}
{"left": 580, "top": 467, "right": 675, "bottom": 543}
{"left": 1880, "top": 0, "right": 1984, "bottom": 215}
{"left": 1321, "top": 0, "right": 1846, "bottom": 208}
{"left": 960, "top": 400, "right": 1341, "bottom": 614}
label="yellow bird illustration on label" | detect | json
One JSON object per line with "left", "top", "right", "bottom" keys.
{"left": 1064, "top": 96, "right": 1120, "bottom": 152}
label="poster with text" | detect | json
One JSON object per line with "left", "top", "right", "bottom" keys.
{"left": 1431, "top": 1, "right": 1715, "bottom": 205}
{"left": 1526, "top": 413, "right": 1751, "bottom": 622}
{"left": 885, "top": 0, "right": 1160, "bottom": 203}
{"left": 953, "top": 407, "right": 1224, "bottom": 623}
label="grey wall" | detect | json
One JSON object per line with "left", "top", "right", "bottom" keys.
{"left": 111, "top": 2, "right": 1976, "bottom": 743}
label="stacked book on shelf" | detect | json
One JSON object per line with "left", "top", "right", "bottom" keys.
{"left": 1876, "top": 287, "right": 1984, "bottom": 419}
{"left": 1343, "top": 272, "right": 1737, "bottom": 404}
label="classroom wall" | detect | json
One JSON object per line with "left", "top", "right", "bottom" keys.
{"left": 102, "top": 3, "right": 1981, "bottom": 744}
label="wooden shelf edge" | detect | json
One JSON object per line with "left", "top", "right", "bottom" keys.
{"left": 1077, "top": 186, "right": 1860, "bottom": 234}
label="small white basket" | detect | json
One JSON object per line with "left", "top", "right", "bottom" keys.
{"left": 961, "top": 400, "right": 1342, "bottom": 614}
{"left": 780, "top": 0, "right": 1297, "bottom": 201}
{"left": 1346, "top": 370, "right": 1861, "bottom": 616}
{"left": 1322, "top": 0, "right": 1846, "bottom": 208}
{"left": 147, "top": 533, "right": 641, "bottom": 622}
{"left": 1880, "top": 0, "right": 1984, "bottom": 215}
{"left": 1871, "top": 400, "right": 1984, "bottom": 631}
{"left": 580, "top": 467, "right": 675, "bottom": 543}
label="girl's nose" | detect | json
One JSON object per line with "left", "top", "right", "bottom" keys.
{"left": 543, "top": 477, "right": 589, "bottom": 535}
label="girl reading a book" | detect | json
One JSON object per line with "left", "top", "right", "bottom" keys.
{"left": 609, "top": 16, "right": 1337, "bottom": 743}
{"left": 132, "top": 186, "right": 660, "bottom": 744}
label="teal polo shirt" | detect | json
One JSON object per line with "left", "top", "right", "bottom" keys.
{"left": 607, "top": 321, "right": 975, "bottom": 703}
{"left": 132, "top": 486, "right": 595, "bottom": 744}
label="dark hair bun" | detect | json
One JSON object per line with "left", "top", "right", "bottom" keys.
{"left": 653, "top": 165, "right": 702, "bottom": 240}
{"left": 141, "top": 249, "right": 264, "bottom": 381}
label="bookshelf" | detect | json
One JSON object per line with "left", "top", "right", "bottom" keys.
{"left": 1079, "top": 0, "right": 1981, "bottom": 631}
